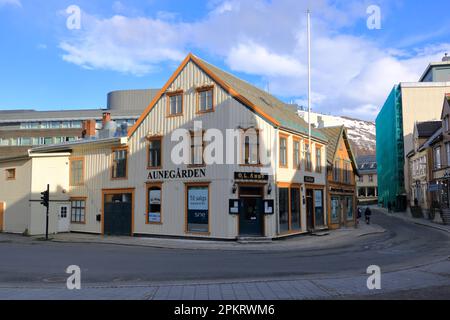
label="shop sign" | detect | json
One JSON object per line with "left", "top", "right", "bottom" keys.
{"left": 229, "top": 200, "right": 240, "bottom": 215}
{"left": 234, "top": 172, "right": 269, "bottom": 181}
{"left": 304, "top": 176, "right": 315, "bottom": 183}
{"left": 188, "top": 188, "right": 209, "bottom": 224}
{"left": 148, "top": 168, "right": 206, "bottom": 180}
{"left": 264, "top": 200, "right": 274, "bottom": 215}
{"left": 148, "top": 189, "right": 161, "bottom": 223}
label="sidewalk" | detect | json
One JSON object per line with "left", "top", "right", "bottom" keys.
{"left": 375, "top": 206, "right": 450, "bottom": 234}
{"left": 1, "top": 259, "right": 449, "bottom": 300}
{"left": 45, "top": 223, "right": 385, "bottom": 252}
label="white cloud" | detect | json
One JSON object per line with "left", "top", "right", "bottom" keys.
{"left": 226, "top": 42, "right": 306, "bottom": 77}
{"left": 58, "top": 0, "right": 450, "bottom": 120}
{"left": 59, "top": 14, "right": 188, "bottom": 75}
{"left": 0, "top": 0, "right": 21, "bottom": 7}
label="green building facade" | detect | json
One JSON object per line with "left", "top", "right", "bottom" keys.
{"left": 376, "top": 85, "right": 407, "bottom": 211}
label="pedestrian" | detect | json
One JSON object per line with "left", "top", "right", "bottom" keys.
{"left": 365, "top": 207, "right": 372, "bottom": 224}
{"left": 356, "top": 207, "right": 362, "bottom": 227}
{"left": 387, "top": 201, "right": 392, "bottom": 213}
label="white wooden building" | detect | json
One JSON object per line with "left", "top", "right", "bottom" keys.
{"left": 0, "top": 54, "right": 329, "bottom": 239}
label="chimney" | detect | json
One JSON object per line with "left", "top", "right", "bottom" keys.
{"left": 82, "top": 120, "right": 97, "bottom": 139}
{"left": 443, "top": 53, "right": 450, "bottom": 62}
{"left": 102, "top": 112, "right": 111, "bottom": 128}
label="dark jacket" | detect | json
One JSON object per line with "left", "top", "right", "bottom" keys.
{"left": 365, "top": 207, "right": 372, "bottom": 216}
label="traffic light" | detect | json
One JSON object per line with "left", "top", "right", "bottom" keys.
{"left": 40, "top": 189, "right": 49, "bottom": 208}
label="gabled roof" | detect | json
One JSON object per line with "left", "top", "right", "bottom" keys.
{"left": 318, "top": 125, "right": 359, "bottom": 175}
{"left": 419, "top": 127, "right": 443, "bottom": 151}
{"left": 415, "top": 121, "right": 442, "bottom": 138}
{"left": 128, "top": 54, "right": 327, "bottom": 142}
{"left": 441, "top": 93, "right": 450, "bottom": 119}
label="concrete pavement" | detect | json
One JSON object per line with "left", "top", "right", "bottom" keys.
{"left": 1, "top": 210, "right": 449, "bottom": 300}
{"left": 45, "top": 222, "right": 385, "bottom": 251}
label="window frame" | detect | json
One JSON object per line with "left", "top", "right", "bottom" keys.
{"left": 304, "top": 143, "right": 312, "bottom": 172}
{"left": 69, "top": 156, "right": 85, "bottom": 186}
{"left": 434, "top": 146, "right": 442, "bottom": 170}
{"left": 111, "top": 146, "right": 128, "bottom": 180}
{"left": 185, "top": 182, "right": 211, "bottom": 235}
{"left": 147, "top": 136, "right": 163, "bottom": 169}
{"left": 293, "top": 138, "right": 301, "bottom": 169}
{"left": 70, "top": 197, "right": 87, "bottom": 224}
{"left": 315, "top": 145, "right": 322, "bottom": 173}
{"left": 5, "top": 168, "right": 16, "bottom": 181}
{"left": 166, "top": 90, "right": 184, "bottom": 117}
{"left": 196, "top": 85, "right": 215, "bottom": 114}
{"left": 277, "top": 183, "right": 302, "bottom": 234}
{"left": 189, "top": 130, "right": 206, "bottom": 167}
{"left": 279, "top": 134, "right": 289, "bottom": 168}
{"left": 242, "top": 128, "right": 261, "bottom": 166}
{"left": 146, "top": 182, "right": 163, "bottom": 225}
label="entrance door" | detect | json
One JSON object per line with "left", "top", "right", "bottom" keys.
{"left": 306, "top": 189, "right": 314, "bottom": 231}
{"left": 239, "top": 186, "right": 264, "bottom": 236}
{"left": 58, "top": 205, "right": 70, "bottom": 233}
{"left": 0, "top": 202, "right": 4, "bottom": 232}
{"left": 103, "top": 192, "right": 133, "bottom": 236}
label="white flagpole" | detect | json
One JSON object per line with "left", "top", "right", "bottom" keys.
{"left": 307, "top": 10, "right": 312, "bottom": 152}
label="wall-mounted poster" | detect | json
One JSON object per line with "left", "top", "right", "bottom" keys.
{"left": 148, "top": 187, "right": 161, "bottom": 223}
{"left": 187, "top": 186, "right": 209, "bottom": 233}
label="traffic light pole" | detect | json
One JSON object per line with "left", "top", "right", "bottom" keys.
{"left": 45, "top": 184, "right": 49, "bottom": 240}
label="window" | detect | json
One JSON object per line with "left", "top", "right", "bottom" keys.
{"left": 445, "top": 116, "right": 450, "bottom": 132}
{"left": 60, "top": 206, "right": 68, "bottom": 218}
{"left": 290, "top": 187, "right": 301, "bottom": 231}
{"left": 148, "top": 137, "right": 162, "bottom": 169}
{"left": 434, "top": 147, "right": 441, "bottom": 170}
{"left": 369, "top": 175, "right": 374, "bottom": 182}
{"left": 358, "top": 187, "right": 366, "bottom": 197}
{"left": 315, "top": 147, "right": 322, "bottom": 173}
{"left": 70, "top": 199, "right": 86, "bottom": 223}
{"left": 70, "top": 158, "right": 84, "bottom": 186}
{"left": 331, "top": 197, "right": 340, "bottom": 224}
{"left": 147, "top": 184, "right": 162, "bottom": 224}
{"left": 278, "top": 188, "right": 289, "bottom": 233}
{"left": 244, "top": 130, "right": 259, "bottom": 165}
{"left": 367, "top": 187, "right": 376, "bottom": 197}
{"left": 346, "top": 196, "right": 354, "bottom": 221}
{"left": 333, "top": 160, "right": 341, "bottom": 181}
{"left": 190, "top": 131, "right": 205, "bottom": 166}
{"left": 343, "top": 162, "right": 351, "bottom": 183}
{"left": 20, "top": 137, "right": 32, "bottom": 146}
{"left": 71, "top": 121, "right": 82, "bottom": 128}
{"left": 168, "top": 91, "right": 183, "bottom": 116}
{"left": 279, "top": 135, "right": 288, "bottom": 167}
{"left": 358, "top": 176, "right": 364, "bottom": 183}
{"left": 186, "top": 184, "right": 209, "bottom": 233}
{"left": 304, "top": 144, "right": 312, "bottom": 172}
{"left": 112, "top": 147, "right": 128, "bottom": 179}
{"left": 278, "top": 185, "right": 301, "bottom": 233}
{"left": 197, "top": 87, "right": 214, "bottom": 113}
{"left": 446, "top": 143, "right": 450, "bottom": 166}
{"left": 293, "top": 140, "right": 301, "bottom": 169}
{"left": 314, "top": 190, "right": 324, "bottom": 226}
{"left": 5, "top": 168, "right": 16, "bottom": 180}
{"left": 43, "top": 137, "right": 53, "bottom": 145}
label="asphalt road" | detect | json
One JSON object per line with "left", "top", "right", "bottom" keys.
{"left": 0, "top": 210, "right": 449, "bottom": 287}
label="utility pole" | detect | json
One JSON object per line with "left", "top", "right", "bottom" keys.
{"left": 40, "top": 184, "right": 50, "bottom": 240}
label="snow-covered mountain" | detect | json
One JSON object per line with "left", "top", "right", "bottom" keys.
{"left": 298, "top": 111, "right": 376, "bottom": 156}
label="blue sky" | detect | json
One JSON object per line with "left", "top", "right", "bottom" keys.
{"left": 0, "top": 0, "right": 449, "bottom": 120}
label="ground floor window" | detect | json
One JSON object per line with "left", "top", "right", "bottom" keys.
{"left": 147, "top": 184, "right": 162, "bottom": 224}
{"left": 314, "top": 190, "right": 324, "bottom": 226}
{"left": 70, "top": 199, "right": 86, "bottom": 223}
{"left": 331, "top": 197, "right": 340, "bottom": 224}
{"left": 346, "top": 196, "right": 354, "bottom": 221}
{"left": 186, "top": 184, "right": 209, "bottom": 233}
{"left": 278, "top": 185, "right": 301, "bottom": 233}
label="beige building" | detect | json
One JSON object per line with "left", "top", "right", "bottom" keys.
{"left": 356, "top": 155, "right": 378, "bottom": 205}
{"left": 0, "top": 54, "right": 330, "bottom": 239}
